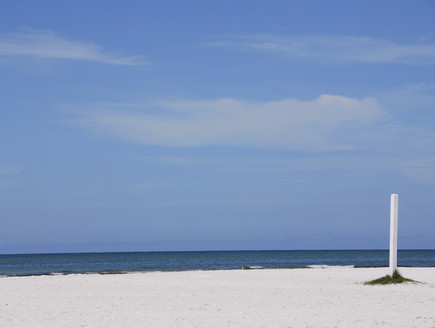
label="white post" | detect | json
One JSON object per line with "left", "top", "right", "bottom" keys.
{"left": 389, "top": 194, "right": 399, "bottom": 276}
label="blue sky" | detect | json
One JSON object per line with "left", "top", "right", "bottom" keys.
{"left": 1, "top": 0, "right": 435, "bottom": 253}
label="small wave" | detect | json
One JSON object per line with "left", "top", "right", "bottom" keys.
{"left": 307, "top": 265, "right": 354, "bottom": 269}
{"left": 275, "top": 265, "right": 308, "bottom": 269}
{"left": 97, "top": 270, "right": 127, "bottom": 275}
{"left": 56, "top": 270, "right": 76, "bottom": 275}
{"left": 241, "top": 266, "right": 264, "bottom": 270}
{"left": 4, "top": 272, "right": 59, "bottom": 278}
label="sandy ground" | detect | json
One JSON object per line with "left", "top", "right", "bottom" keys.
{"left": 0, "top": 267, "right": 434, "bottom": 328}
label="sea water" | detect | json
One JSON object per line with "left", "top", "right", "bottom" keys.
{"left": 0, "top": 250, "right": 434, "bottom": 277}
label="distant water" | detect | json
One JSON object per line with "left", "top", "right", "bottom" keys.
{"left": 1, "top": 250, "right": 434, "bottom": 277}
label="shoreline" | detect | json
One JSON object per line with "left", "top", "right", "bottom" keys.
{"left": 1, "top": 264, "right": 434, "bottom": 278}
{"left": 2, "top": 250, "right": 434, "bottom": 278}
{"left": 1, "top": 267, "right": 434, "bottom": 327}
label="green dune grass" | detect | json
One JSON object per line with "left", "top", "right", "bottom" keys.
{"left": 365, "top": 269, "right": 418, "bottom": 285}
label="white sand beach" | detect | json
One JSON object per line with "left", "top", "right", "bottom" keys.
{"left": 1, "top": 267, "right": 434, "bottom": 328}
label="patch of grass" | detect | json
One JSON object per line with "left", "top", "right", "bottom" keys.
{"left": 364, "top": 269, "right": 418, "bottom": 285}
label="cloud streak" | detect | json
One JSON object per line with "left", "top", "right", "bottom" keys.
{"left": 66, "top": 95, "right": 384, "bottom": 151}
{"left": 0, "top": 29, "right": 146, "bottom": 65}
{"left": 0, "top": 164, "right": 25, "bottom": 174}
{"left": 207, "top": 35, "right": 435, "bottom": 64}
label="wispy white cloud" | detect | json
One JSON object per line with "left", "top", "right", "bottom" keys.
{"left": 137, "top": 156, "right": 211, "bottom": 166}
{"left": 0, "top": 164, "right": 25, "bottom": 174}
{"left": 206, "top": 35, "right": 435, "bottom": 64}
{"left": 402, "top": 158, "right": 435, "bottom": 184}
{"left": 0, "top": 164, "right": 25, "bottom": 188}
{"left": 380, "top": 82, "right": 435, "bottom": 113}
{"left": 0, "top": 29, "right": 146, "bottom": 65}
{"left": 65, "top": 95, "right": 383, "bottom": 151}
{"left": 135, "top": 182, "right": 178, "bottom": 192}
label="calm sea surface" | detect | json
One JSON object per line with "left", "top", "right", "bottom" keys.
{"left": 1, "top": 250, "right": 434, "bottom": 277}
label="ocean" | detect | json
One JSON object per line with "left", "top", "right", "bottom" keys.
{"left": 1, "top": 250, "right": 434, "bottom": 277}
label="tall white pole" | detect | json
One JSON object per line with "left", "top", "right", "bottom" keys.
{"left": 389, "top": 194, "right": 399, "bottom": 276}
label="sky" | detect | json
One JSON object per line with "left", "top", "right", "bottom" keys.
{"left": 1, "top": 0, "right": 435, "bottom": 254}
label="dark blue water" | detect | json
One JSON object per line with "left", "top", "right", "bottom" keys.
{"left": 0, "top": 250, "right": 434, "bottom": 277}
